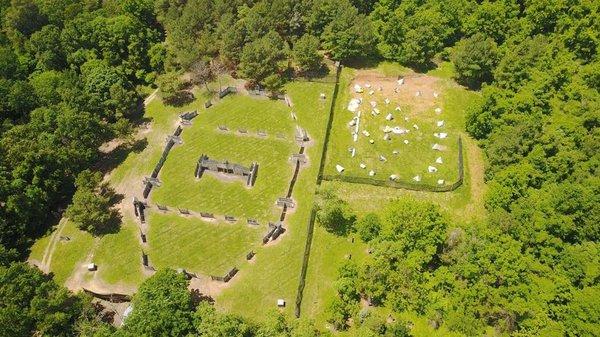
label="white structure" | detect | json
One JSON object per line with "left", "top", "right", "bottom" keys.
{"left": 354, "top": 84, "right": 363, "bottom": 93}
{"left": 384, "top": 98, "right": 390, "bottom": 105}
{"left": 428, "top": 166, "right": 438, "bottom": 173}
{"left": 370, "top": 101, "right": 377, "bottom": 108}
{"left": 390, "top": 174, "right": 399, "bottom": 181}
{"left": 386, "top": 113, "right": 394, "bottom": 121}
{"left": 320, "top": 93, "right": 326, "bottom": 99}
{"left": 413, "top": 124, "right": 419, "bottom": 130}
{"left": 362, "top": 130, "right": 370, "bottom": 137}
{"left": 369, "top": 90, "right": 375, "bottom": 95}
{"left": 392, "top": 126, "right": 408, "bottom": 134}
{"left": 435, "top": 107, "right": 442, "bottom": 113}
{"left": 336, "top": 165, "right": 345, "bottom": 173}
{"left": 403, "top": 139, "right": 409, "bottom": 144}
{"left": 277, "top": 299, "right": 286, "bottom": 307}
{"left": 432, "top": 143, "right": 444, "bottom": 151}
{"left": 360, "top": 163, "right": 366, "bottom": 169}
{"left": 369, "top": 170, "right": 375, "bottom": 176}
{"left": 437, "top": 120, "right": 445, "bottom": 127}
{"left": 433, "top": 92, "right": 439, "bottom": 98}
{"left": 436, "top": 157, "right": 443, "bottom": 164}
{"left": 413, "top": 175, "right": 421, "bottom": 182}
{"left": 437, "top": 179, "right": 445, "bottom": 185}
{"left": 397, "top": 78, "right": 404, "bottom": 85}
{"left": 347, "top": 98, "right": 361, "bottom": 112}
{"left": 87, "top": 263, "right": 97, "bottom": 271}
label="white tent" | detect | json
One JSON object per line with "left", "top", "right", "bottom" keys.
{"left": 395, "top": 106, "right": 401, "bottom": 111}
{"left": 336, "top": 165, "right": 345, "bottom": 173}
{"left": 433, "top": 92, "right": 439, "bottom": 98}
{"left": 403, "top": 139, "right": 409, "bottom": 144}
{"left": 435, "top": 107, "right": 442, "bottom": 113}
{"left": 413, "top": 175, "right": 421, "bottom": 182}
{"left": 362, "top": 130, "right": 370, "bottom": 137}
{"left": 437, "top": 179, "right": 445, "bottom": 185}
{"left": 369, "top": 170, "right": 375, "bottom": 176}
{"left": 360, "top": 163, "right": 366, "bottom": 169}
{"left": 436, "top": 157, "right": 443, "bottom": 164}
{"left": 386, "top": 113, "right": 394, "bottom": 121}
{"left": 370, "top": 101, "right": 377, "bottom": 107}
{"left": 437, "top": 120, "right": 445, "bottom": 127}
{"left": 428, "top": 166, "right": 438, "bottom": 173}
{"left": 384, "top": 98, "right": 390, "bottom": 105}
{"left": 413, "top": 124, "right": 419, "bottom": 130}
{"left": 398, "top": 78, "right": 405, "bottom": 85}
{"left": 368, "top": 90, "right": 375, "bottom": 95}
{"left": 365, "top": 83, "right": 371, "bottom": 88}
{"left": 354, "top": 84, "right": 363, "bottom": 93}
{"left": 379, "top": 155, "right": 387, "bottom": 162}
{"left": 390, "top": 174, "right": 399, "bottom": 181}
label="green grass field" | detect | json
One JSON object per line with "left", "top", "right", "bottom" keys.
{"left": 27, "top": 61, "right": 486, "bottom": 330}
{"left": 150, "top": 95, "right": 298, "bottom": 222}
{"left": 324, "top": 65, "right": 475, "bottom": 186}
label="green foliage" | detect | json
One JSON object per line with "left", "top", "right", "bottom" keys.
{"left": 321, "top": 5, "right": 373, "bottom": 61}
{"left": 156, "top": 71, "right": 184, "bottom": 103}
{"left": 65, "top": 170, "right": 119, "bottom": 235}
{"left": 238, "top": 30, "right": 286, "bottom": 86}
{"left": 0, "top": 262, "right": 87, "bottom": 337}
{"left": 451, "top": 33, "right": 499, "bottom": 88}
{"left": 315, "top": 187, "right": 356, "bottom": 235}
{"left": 292, "top": 34, "right": 323, "bottom": 73}
{"left": 124, "top": 269, "right": 195, "bottom": 336}
{"left": 355, "top": 213, "right": 380, "bottom": 242}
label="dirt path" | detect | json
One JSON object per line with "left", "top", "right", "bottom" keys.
{"left": 39, "top": 218, "right": 69, "bottom": 273}
{"left": 143, "top": 89, "right": 159, "bottom": 106}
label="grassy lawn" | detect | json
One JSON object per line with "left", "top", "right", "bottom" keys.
{"left": 216, "top": 77, "right": 337, "bottom": 320}
{"left": 49, "top": 221, "right": 95, "bottom": 284}
{"left": 324, "top": 65, "right": 476, "bottom": 186}
{"left": 147, "top": 212, "right": 261, "bottom": 276}
{"left": 150, "top": 95, "right": 298, "bottom": 222}
{"left": 93, "top": 219, "right": 144, "bottom": 286}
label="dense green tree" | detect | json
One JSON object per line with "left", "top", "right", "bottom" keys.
{"left": 292, "top": 34, "right": 323, "bottom": 74}
{"left": 355, "top": 213, "right": 381, "bottom": 242}
{"left": 123, "top": 269, "right": 194, "bottom": 336}
{"left": 156, "top": 71, "right": 184, "bottom": 103}
{"left": 238, "top": 30, "right": 286, "bottom": 86}
{"left": 0, "top": 262, "right": 87, "bottom": 337}
{"left": 451, "top": 33, "right": 499, "bottom": 88}
{"left": 65, "top": 170, "right": 117, "bottom": 235}
{"left": 321, "top": 5, "right": 373, "bottom": 61}
{"left": 315, "top": 187, "right": 356, "bottom": 235}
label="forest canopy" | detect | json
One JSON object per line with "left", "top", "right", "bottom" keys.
{"left": 0, "top": 0, "right": 598, "bottom": 336}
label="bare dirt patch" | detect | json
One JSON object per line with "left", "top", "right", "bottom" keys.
{"left": 351, "top": 70, "right": 441, "bottom": 116}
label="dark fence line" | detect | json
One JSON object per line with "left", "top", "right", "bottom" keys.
{"left": 143, "top": 125, "right": 183, "bottom": 199}
{"left": 321, "top": 137, "right": 464, "bottom": 192}
{"left": 82, "top": 288, "right": 131, "bottom": 303}
{"left": 294, "top": 62, "right": 342, "bottom": 318}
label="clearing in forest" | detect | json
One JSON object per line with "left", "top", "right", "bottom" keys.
{"left": 324, "top": 67, "right": 464, "bottom": 188}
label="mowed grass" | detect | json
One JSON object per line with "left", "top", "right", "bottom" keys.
{"left": 147, "top": 212, "right": 262, "bottom": 276}
{"left": 47, "top": 220, "right": 95, "bottom": 284}
{"left": 93, "top": 219, "right": 144, "bottom": 286}
{"left": 150, "top": 96, "right": 298, "bottom": 221}
{"left": 217, "top": 77, "right": 337, "bottom": 320}
{"left": 324, "top": 66, "right": 474, "bottom": 186}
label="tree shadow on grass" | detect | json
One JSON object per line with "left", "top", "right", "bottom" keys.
{"left": 164, "top": 91, "right": 195, "bottom": 107}
{"left": 95, "top": 138, "right": 148, "bottom": 176}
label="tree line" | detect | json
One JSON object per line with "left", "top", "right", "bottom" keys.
{"left": 0, "top": 0, "right": 598, "bottom": 336}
